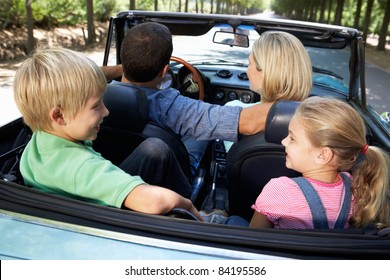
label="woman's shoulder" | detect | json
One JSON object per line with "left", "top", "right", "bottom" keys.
{"left": 225, "top": 100, "right": 260, "bottom": 108}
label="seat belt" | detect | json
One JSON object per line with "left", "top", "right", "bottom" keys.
{"left": 292, "top": 173, "right": 352, "bottom": 229}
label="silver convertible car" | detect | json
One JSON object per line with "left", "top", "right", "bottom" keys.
{"left": 1, "top": 10, "right": 389, "bottom": 260}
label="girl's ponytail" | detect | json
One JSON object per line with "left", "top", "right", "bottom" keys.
{"left": 350, "top": 146, "right": 390, "bottom": 228}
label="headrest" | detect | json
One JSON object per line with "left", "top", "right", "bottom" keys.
{"left": 102, "top": 83, "right": 149, "bottom": 132}
{"left": 265, "top": 101, "right": 301, "bottom": 144}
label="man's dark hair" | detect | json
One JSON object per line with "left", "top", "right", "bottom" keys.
{"left": 120, "top": 22, "right": 173, "bottom": 83}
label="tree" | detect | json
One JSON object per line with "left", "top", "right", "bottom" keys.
{"left": 362, "top": 0, "right": 375, "bottom": 42}
{"left": 216, "top": 0, "right": 221, "bottom": 14}
{"left": 326, "top": 0, "right": 333, "bottom": 23}
{"left": 333, "top": 0, "right": 345, "bottom": 25}
{"left": 318, "top": 0, "right": 327, "bottom": 23}
{"left": 25, "top": 0, "right": 34, "bottom": 54}
{"left": 354, "top": 0, "right": 363, "bottom": 29}
{"left": 86, "top": 0, "right": 95, "bottom": 45}
{"left": 130, "top": 0, "right": 136, "bottom": 10}
{"left": 377, "top": 0, "right": 390, "bottom": 51}
{"left": 185, "top": 0, "right": 189, "bottom": 12}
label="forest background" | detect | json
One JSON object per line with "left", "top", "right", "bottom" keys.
{"left": 0, "top": 0, "right": 388, "bottom": 66}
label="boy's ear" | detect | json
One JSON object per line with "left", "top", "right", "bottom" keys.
{"left": 315, "top": 147, "right": 334, "bottom": 165}
{"left": 49, "top": 107, "right": 66, "bottom": 125}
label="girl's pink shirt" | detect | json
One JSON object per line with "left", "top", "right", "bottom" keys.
{"left": 251, "top": 172, "right": 354, "bottom": 229}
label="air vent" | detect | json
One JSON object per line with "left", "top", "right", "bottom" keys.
{"left": 237, "top": 72, "right": 249, "bottom": 80}
{"left": 216, "top": 69, "right": 233, "bottom": 78}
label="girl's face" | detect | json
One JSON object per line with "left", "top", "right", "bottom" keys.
{"left": 247, "top": 54, "right": 263, "bottom": 95}
{"left": 281, "top": 115, "right": 319, "bottom": 173}
{"left": 62, "top": 93, "right": 109, "bottom": 142}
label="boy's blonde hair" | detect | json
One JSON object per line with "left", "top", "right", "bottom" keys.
{"left": 251, "top": 31, "right": 312, "bottom": 102}
{"left": 13, "top": 46, "right": 107, "bottom": 132}
{"left": 296, "top": 97, "right": 390, "bottom": 228}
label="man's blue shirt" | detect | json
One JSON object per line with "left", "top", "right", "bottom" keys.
{"left": 110, "top": 81, "right": 242, "bottom": 142}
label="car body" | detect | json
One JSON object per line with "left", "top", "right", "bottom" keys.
{"left": 1, "top": 10, "right": 390, "bottom": 260}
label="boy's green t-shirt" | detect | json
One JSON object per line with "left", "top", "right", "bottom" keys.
{"left": 20, "top": 131, "right": 145, "bottom": 208}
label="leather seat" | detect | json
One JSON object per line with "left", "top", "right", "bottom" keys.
{"left": 93, "top": 83, "right": 191, "bottom": 180}
{"left": 225, "top": 101, "right": 301, "bottom": 221}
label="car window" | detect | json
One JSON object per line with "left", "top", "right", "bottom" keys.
{"left": 307, "top": 46, "right": 350, "bottom": 93}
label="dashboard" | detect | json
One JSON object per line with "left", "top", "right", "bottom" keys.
{"left": 171, "top": 64, "right": 260, "bottom": 105}
{"left": 202, "top": 68, "right": 259, "bottom": 105}
{"left": 165, "top": 61, "right": 349, "bottom": 108}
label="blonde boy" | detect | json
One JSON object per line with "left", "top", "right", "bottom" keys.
{"left": 13, "top": 46, "right": 202, "bottom": 219}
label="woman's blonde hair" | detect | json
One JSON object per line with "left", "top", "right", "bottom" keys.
{"left": 251, "top": 31, "right": 312, "bottom": 102}
{"left": 13, "top": 46, "right": 107, "bottom": 132}
{"left": 295, "top": 97, "right": 390, "bottom": 228}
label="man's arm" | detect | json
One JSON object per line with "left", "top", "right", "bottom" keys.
{"left": 238, "top": 102, "right": 273, "bottom": 135}
{"left": 101, "top": 65, "right": 123, "bottom": 81}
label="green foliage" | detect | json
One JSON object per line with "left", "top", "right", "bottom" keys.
{"left": 271, "top": 0, "right": 389, "bottom": 36}
{"left": 0, "top": 0, "right": 387, "bottom": 37}
{"left": 137, "top": 0, "right": 155, "bottom": 10}
{"left": 0, "top": 0, "right": 119, "bottom": 30}
{"left": 32, "top": 0, "right": 85, "bottom": 27}
{"left": 94, "top": 0, "right": 118, "bottom": 21}
{"left": 0, "top": 0, "right": 25, "bottom": 28}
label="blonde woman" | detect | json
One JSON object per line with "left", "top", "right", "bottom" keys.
{"left": 224, "top": 31, "right": 312, "bottom": 151}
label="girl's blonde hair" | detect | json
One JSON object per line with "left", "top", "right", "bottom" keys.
{"left": 251, "top": 31, "right": 312, "bottom": 102}
{"left": 13, "top": 46, "right": 107, "bottom": 132}
{"left": 296, "top": 97, "right": 390, "bottom": 228}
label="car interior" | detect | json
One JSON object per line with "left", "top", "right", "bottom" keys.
{"left": 0, "top": 15, "right": 384, "bottom": 223}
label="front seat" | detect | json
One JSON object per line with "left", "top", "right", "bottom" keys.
{"left": 93, "top": 84, "right": 191, "bottom": 180}
{"left": 225, "top": 101, "right": 301, "bottom": 221}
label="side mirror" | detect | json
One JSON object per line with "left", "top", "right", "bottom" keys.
{"left": 213, "top": 31, "right": 249, "bottom": 48}
{"left": 381, "top": 112, "right": 390, "bottom": 124}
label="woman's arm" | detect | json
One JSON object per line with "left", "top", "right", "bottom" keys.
{"left": 239, "top": 102, "right": 273, "bottom": 135}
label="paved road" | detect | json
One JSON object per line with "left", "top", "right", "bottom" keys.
{"left": 365, "top": 63, "right": 390, "bottom": 113}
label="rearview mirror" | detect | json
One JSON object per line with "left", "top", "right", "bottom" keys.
{"left": 213, "top": 31, "right": 249, "bottom": 48}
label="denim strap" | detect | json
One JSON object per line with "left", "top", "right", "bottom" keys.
{"left": 334, "top": 173, "right": 352, "bottom": 229}
{"left": 292, "top": 174, "right": 352, "bottom": 229}
{"left": 292, "top": 177, "right": 328, "bottom": 229}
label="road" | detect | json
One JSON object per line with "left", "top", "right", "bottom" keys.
{"left": 365, "top": 63, "right": 390, "bottom": 112}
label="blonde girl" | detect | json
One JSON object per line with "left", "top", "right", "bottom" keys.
{"left": 249, "top": 97, "right": 390, "bottom": 229}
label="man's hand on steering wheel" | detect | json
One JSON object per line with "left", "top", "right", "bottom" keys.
{"left": 170, "top": 56, "right": 204, "bottom": 100}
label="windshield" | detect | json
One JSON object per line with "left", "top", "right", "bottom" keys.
{"left": 171, "top": 25, "right": 350, "bottom": 93}
{"left": 172, "top": 25, "right": 255, "bottom": 65}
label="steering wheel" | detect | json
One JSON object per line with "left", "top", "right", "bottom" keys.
{"left": 170, "top": 56, "right": 205, "bottom": 100}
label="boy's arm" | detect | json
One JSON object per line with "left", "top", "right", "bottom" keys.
{"left": 238, "top": 102, "right": 273, "bottom": 135}
{"left": 123, "top": 184, "right": 203, "bottom": 221}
